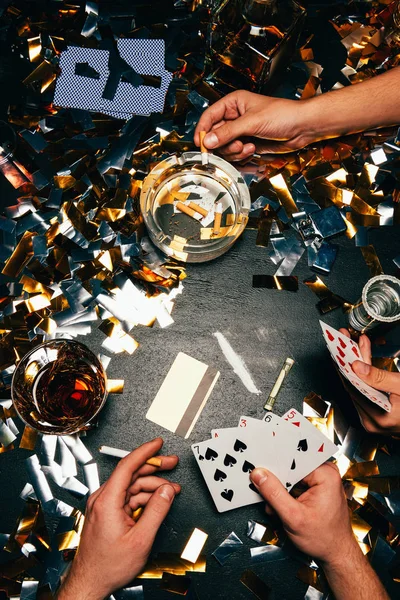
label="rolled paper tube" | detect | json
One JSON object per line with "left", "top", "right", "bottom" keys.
{"left": 176, "top": 201, "right": 199, "bottom": 220}
{"left": 188, "top": 202, "right": 208, "bottom": 218}
{"left": 213, "top": 202, "right": 223, "bottom": 235}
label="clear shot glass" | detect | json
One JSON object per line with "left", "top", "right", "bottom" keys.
{"left": 347, "top": 274, "right": 400, "bottom": 332}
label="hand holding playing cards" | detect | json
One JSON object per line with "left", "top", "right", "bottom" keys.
{"left": 57, "top": 439, "right": 180, "bottom": 600}
{"left": 339, "top": 329, "right": 400, "bottom": 434}
{"left": 251, "top": 463, "right": 389, "bottom": 600}
{"left": 251, "top": 462, "right": 354, "bottom": 563}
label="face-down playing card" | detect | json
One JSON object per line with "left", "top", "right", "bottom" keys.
{"left": 192, "top": 427, "right": 280, "bottom": 513}
{"left": 320, "top": 321, "right": 391, "bottom": 412}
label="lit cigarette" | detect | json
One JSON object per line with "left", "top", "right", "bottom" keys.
{"left": 188, "top": 202, "right": 208, "bottom": 218}
{"left": 176, "top": 201, "right": 200, "bottom": 220}
{"left": 199, "top": 131, "right": 209, "bottom": 166}
{"left": 99, "top": 445, "right": 162, "bottom": 467}
{"left": 264, "top": 358, "right": 295, "bottom": 411}
{"left": 212, "top": 202, "right": 223, "bottom": 236}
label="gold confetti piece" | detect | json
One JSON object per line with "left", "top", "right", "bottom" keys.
{"left": 269, "top": 173, "right": 298, "bottom": 217}
{"left": 181, "top": 528, "right": 208, "bottom": 564}
{"left": 303, "top": 275, "right": 350, "bottom": 314}
{"left": 170, "top": 235, "right": 188, "bottom": 253}
{"left": 345, "top": 461, "right": 380, "bottom": 479}
{"left": 188, "top": 202, "right": 208, "bottom": 218}
{"left": 28, "top": 35, "right": 42, "bottom": 62}
{"left": 19, "top": 425, "right": 38, "bottom": 451}
{"left": 296, "top": 565, "right": 324, "bottom": 592}
{"left": 106, "top": 379, "right": 124, "bottom": 394}
{"left": 1, "top": 231, "right": 36, "bottom": 278}
{"left": 22, "top": 59, "right": 57, "bottom": 93}
{"left": 335, "top": 454, "right": 353, "bottom": 478}
{"left": 240, "top": 570, "right": 272, "bottom": 600}
{"left": 137, "top": 553, "right": 206, "bottom": 579}
{"left": 352, "top": 481, "right": 369, "bottom": 504}
{"left": 360, "top": 245, "right": 384, "bottom": 277}
{"left": 303, "top": 391, "right": 330, "bottom": 418}
{"left": 98, "top": 250, "right": 113, "bottom": 272}
{"left": 160, "top": 572, "right": 191, "bottom": 596}
{"left": 351, "top": 512, "right": 372, "bottom": 542}
{"left": 226, "top": 213, "right": 235, "bottom": 227}
{"left": 358, "top": 439, "right": 379, "bottom": 463}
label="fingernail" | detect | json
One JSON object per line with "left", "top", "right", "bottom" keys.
{"left": 204, "top": 132, "right": 218, "bottom": 148}
{"left": 354, "top": 361, "right": 370, "bottom": 375}
{"left": 251, "top": 468, "right": 268, "bottom": 487}
{"left": 159, "top": 484, "right": 175, "bottom": 502}
{"left": 359, "top": 336, "right": 365, "bottom": 348}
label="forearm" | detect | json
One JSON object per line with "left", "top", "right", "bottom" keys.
{"left": 322, "top": 541, "right": 389, "bottom": 600}
{"left": 303, "top": 67, "right": 400, "bottom": 141}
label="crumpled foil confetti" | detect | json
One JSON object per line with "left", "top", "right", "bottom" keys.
{"left": 1, "top": 1, "right": 400, "bottom": 599}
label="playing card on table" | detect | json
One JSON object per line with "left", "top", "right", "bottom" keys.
{"left": 192, "top": 427, "right": 280, "bottom": 513}
{"left": 282, "top": 408, "right": 338, "bottom": 490}
{"left": 320, "top": 321, "right": 391, "bottom": 413}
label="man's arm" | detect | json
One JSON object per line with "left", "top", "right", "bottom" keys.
{"left": 194, "top": 68, "right": 400, "bottom": 160}
{"left": 251, "top": 464, "right": 389, "bottom": 600}
{"left": 322, "top": 545, "right": 389, "bottom": 600}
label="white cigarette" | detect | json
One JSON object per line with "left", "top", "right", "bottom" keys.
{"left": 99, "top": 445, "right": 129, "bottom": 458}
{"left": 99, "top": 446, "right": 162, "bottom": 467}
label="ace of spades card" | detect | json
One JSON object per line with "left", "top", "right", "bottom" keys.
{"left": 191, "top": 428, "right": 279, "bottom": 513}
{"left": 320, "top": 321, "right": 391, "bottom": 413}
{"left": 282, "top": 408, "right": 338, "bottom": 490}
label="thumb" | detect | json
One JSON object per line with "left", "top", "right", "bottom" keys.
{"left": 134, "top": 484, "right": 175, "bottom": 541}
{"left": 251, "top": 468, "right": 300, "bottom": 528}
{"left": 204, "top": 115, "right": 252, "bottom": 149}
{"left": 352, "top": 361, "right": 400, "bottom": 394}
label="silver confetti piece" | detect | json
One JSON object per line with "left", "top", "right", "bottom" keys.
{"left": 62, "top": 476, "right": 89, "bottom": 497}
{"left": 0, "top": 420, "right": 17, "bottom": 446}
{"left": 20, "top": 579, "right": 39, "bottom": 600}
{"left": 61, "top": 434, "right": 93, "bottom": 464}
{"left": 212, "top": 531, "right": 242, "bottom": 566}
{"left": 59, "top": 437, "right": 78, "bottom": 478}
{"left": 250, "top": 545, "right": 287, "bottom": 563}
{"left": 83, "top": 462, "right": 100, "bottom": 495}
{"left": 40, "top": 435, "right": 58, "bottom": 466}
{"left": 26, "top": 454, "right": 53, "bottom": 504}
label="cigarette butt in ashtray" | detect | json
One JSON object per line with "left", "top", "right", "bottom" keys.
{"left": 176, "top": 201, "right": 199, "bottom": 220}
{"left": 188, "top": 201, "right": 208, "bottom": 218}
{"left": 212, "top": 202, "right": 223, "bottom": 236}
{"left": 199, "top": 131, "right": 209, "bottom": 166}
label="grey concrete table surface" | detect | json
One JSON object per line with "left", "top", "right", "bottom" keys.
{"left": 1, "top": 217, "right": 400, "bottom": 599}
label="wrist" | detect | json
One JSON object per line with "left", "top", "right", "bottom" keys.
{"left": 320, "top": 536, "right": 363, "bottom": 572}
{"left": 57, "top": 563, "right": 107, "bottom": 600}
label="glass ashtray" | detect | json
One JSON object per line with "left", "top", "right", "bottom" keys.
{"left": 140, "top": 151, "right": 251, "bottom": 262}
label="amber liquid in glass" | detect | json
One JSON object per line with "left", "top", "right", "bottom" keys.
{"left": 32, "top": 364, "right": 102, "bottom": 426}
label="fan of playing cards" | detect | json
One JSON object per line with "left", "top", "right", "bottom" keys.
{"left": 320, "top": 321, "right": 391, "bottom": 413}
{"left": 192, "top": 409, "right": 338, "bottom": 513}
